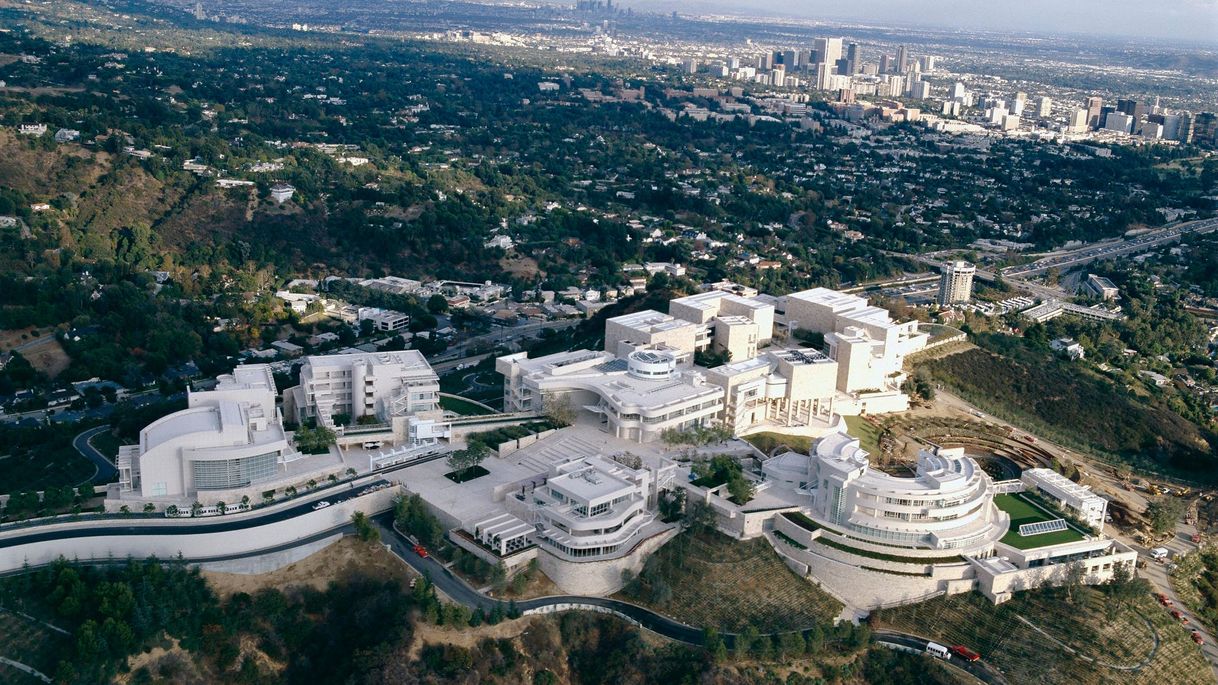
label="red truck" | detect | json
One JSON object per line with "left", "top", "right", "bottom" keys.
{"left": 412, "top": 544, "right": 429, "bottom": 558}
{"left": 950, "top": 645, "right": 981, "bottom": 662}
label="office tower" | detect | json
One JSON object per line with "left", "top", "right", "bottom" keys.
{"left": 1085, "top": 96, "right": 1103, "bottom": 129}
{"left": 193, "top": 1, "right": 205, "bottom": 19}
{"left": 846, "top": 42, "right": 861, "bottom": 74}
{"left": 910, "top": 80, "right": 931, "bottom": 99}
{"left": 813, "top": 37, "right": 843, "bottom": 69}
{"left": 1103, "top": 112, "right": 1135, "bottom": 134}
{"left": 728, "top": 56, "right": 740, "bottom": 70}
{"left": 1099, "top": 106, "right": 1116, "bottom": 129}
{"left": 922, "top": 55, "right": 937, "bottom": 72}
{"left": 1196, "top": 113, "right": 1218, "bottom": 146}
{"left": 1012, "top": 92, "right": 1027, "bottom": 117}
{"left": 938, "top": 261, "right": 975, "bottom": 306}
{"left": 895, "top": 45, "right": 909, "bottom": 73}
{"left": 683, "top": 59, "right": 698, "bottom": 74}
{"left": 1068, "top": 108, "right": 1089, "bottom": 132}
{"left": 879, "top": 54, "right": 890, "bottom": 74}
{"left": 950, "top": 82, "right": 966, "bottom": 100}
{"left": 1178, "top": 112, "right": 1195, "bottom": 143}
{"left": 1116, "top": 98, "right": 1137, "bottom": 115}
{"left": 781, "top": 49, "right": 798, "bottom": 69}
{"left": 1037, "top": 96, "right": 1052, "bottom": 118}
{"left": 758, "top": 52, "right": 773, "bottom": 70}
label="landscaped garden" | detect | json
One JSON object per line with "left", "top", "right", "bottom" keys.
{"left": 994, "top": 493, "right": 1086, "bottom": 549}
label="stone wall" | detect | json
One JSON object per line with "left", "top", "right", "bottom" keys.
{"left": 538, "top": 527, "right": 679, "bottom": 596}
{"left": 770, "top": 535, "right": 957, "bottom": 609}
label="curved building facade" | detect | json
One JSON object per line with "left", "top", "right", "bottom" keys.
{"left": 764, "top": 417, "right": 1006, "bottom": 553}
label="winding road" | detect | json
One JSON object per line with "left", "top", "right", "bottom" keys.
{"left": 72, "top": 425, "right": 118, "bottom": 484}
{"left": 372, "top": 516, "right": 1006, "bottom": 684}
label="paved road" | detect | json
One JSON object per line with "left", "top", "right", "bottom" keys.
{"left": 875, "top": 631, "right": 1007, "bottom": 684}
{"left": 72, "top": 425, "right": 118, "bottom": 484}
{"left": 1127, "top": 523, "right": 1218, "bottom": 680}
{"left": 373, "top": 516, "right": 1003, "bottom": 684}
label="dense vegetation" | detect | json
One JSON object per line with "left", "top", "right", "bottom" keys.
{"left": 925, "top": 334, "right": 1218, "bottom": 481}
{"left": 0, "top": 553, "right": 967, "bottom": 685}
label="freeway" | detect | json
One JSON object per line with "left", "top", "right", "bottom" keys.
{"left": 1001, "top": 217, "right": 1218, "bottom": 279}
{"left": 372, "top": 516, "right": 1004, "bottom": 684}
{"left": 72, "top": 425, "right": 118, "bottom": 484}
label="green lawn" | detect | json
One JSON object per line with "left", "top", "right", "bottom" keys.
{"left": 994, "top": 494, "right": 1085, "bottom": 549}
{"left": 844, "top": 415, "right": 882, "bottom": 455}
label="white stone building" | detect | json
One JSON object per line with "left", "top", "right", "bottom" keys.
{"left": 283, "top": 351, "right": 444, "bottom": 445}
{"left": 496, "top": 349, "right": 724, "bottom": 442}
{"left": 1020, "top": 468, "right": 1108, "bottom": 529}
{"left": 116, "top": 365, "right": 293, "bottom": 501}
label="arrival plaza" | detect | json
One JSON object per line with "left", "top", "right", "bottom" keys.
{"left": 105, "top": 282, "right": 1135, "bottom": 608}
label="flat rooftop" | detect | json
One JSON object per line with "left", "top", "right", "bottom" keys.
{"left": 551, "top": 461, "right": 635, "bottom": 502}
{"left": 607, "top": 310, "right": 698, "bottom": 333}
{"left": 217, "top": 364, "right": 275, "bottom": 391}
{"left": 307, "top": 350, "right": 434, "bottom": 372}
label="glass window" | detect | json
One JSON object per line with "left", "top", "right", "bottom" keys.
{"left": 192, "top": 451, "right": 279, "bottom": 490}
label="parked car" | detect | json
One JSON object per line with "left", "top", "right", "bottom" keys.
{"left": 1156, "top": 593, "right": 1173, "bottom": 607}
{"left": 1172, "top": 610, "right": 1188, "bottom": 624}
{"left": 1192, "top": 631, "right": 1205, "bottom": 645}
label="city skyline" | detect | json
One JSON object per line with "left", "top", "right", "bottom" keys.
{"left": 628, "top": 0, "right": 1218, "bottom": 45}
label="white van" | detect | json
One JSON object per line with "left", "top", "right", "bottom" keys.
{"left": 926, "top": 642, "right": 952, "bottom": 660}
{"left": 1150, "top": 547, "right": 1170, "bottom": 561}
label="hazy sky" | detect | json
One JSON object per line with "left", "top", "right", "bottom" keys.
{"left": 631, "top": 0, "right": 1218, "bottom": 45}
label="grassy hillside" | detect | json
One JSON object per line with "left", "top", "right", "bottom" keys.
{"left": 924, "top": 337, "right": 1217, "bottom": 482}
{"left": 877, "top": 585, "right": 1211, "bottom": 685}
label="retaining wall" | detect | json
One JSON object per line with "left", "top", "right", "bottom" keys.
{"left": 538, "top": 527, "right": 679, "bottom": 596}
{"left": 0, "top": 489, "right": 397, "bottom": 574}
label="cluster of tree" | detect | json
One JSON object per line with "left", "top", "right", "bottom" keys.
{"left": 690, "top": 454, "right": 755, "bottom": 504}
{"left": 291, "top": 424, "right": 336, "bottom": 455}
{"left": 393, "top": 493, "right": 445, "bottom": 548}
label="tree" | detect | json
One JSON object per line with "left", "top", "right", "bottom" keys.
{"left": 726, "top": 475, "right": 755, "bottom": 504}
{"left": 293, "top": 425, "right": 336, "bottom": 454}
{"left": 427, "top": 294, "right": 449, "bottom": 314}
{"left": 351, "top": 511, "right": 378, "bottom": 542}
{"left": 735, "top": 625, "right": 760, "bottom": 659}
{"left": 702, "top": 628, "right": 727, "bottom": 663}
{"left": 683, "top": 498, "right": 714, "bottom": 533}
{"left": 542, "top": 394, "right": 576, "bottom": 427}
{"left": 1145, "top": 497, "right": 1185, "bottom": 537}
{"left": 446, "top": 443, "right": 490, "bottom": 479}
